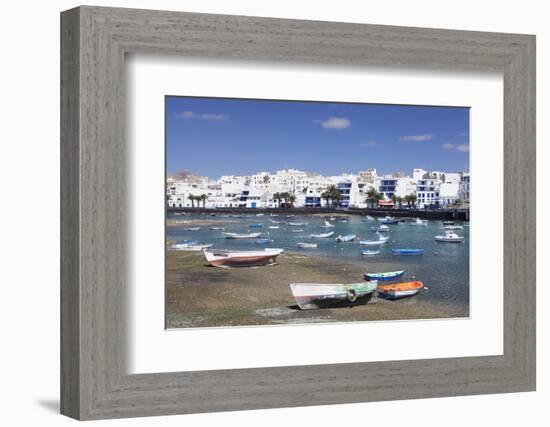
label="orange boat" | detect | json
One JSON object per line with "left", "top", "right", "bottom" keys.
{"left": 377, "top": 281, "right": 424, "bottom": 299}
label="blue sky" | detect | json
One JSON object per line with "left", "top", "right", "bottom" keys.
{"left": 166, "top": 96, "right": 469, "bottom": 178}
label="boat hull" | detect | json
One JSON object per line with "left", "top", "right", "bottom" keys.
{"left": 204, "top": 249, "right": 283, "bottom": 268}
{"left": 377, "top": 281, "right": 424, "bottom": 299}
{"left": 290, "top": 282, "right": 378, "bottom": 310}
{"left": 364, "top": 270, "right": 405, "bottom": 281}
{"left": 392, "top": 249, "right": 424, "bottom": 255}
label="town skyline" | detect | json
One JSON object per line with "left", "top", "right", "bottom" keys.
{"left": 166, "top": 96, "right": 470, "bottom": 177}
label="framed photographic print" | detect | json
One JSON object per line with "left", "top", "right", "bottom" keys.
{"left": 61, "top": 6, "right": 536, "bottom": 420}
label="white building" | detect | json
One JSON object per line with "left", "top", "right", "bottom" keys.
{"left": 167, "top": 167, "right": 466, "bottom": 209}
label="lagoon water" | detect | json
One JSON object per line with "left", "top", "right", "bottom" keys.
{"left": 167, "top": 213, "right": 470, "bottom": 310}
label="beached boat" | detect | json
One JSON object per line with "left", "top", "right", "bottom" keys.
{"left": 249, "top": 223, "right": 263, "bottom": 228}
{"left": 297, "top": 242, "right": 318, "bottom": 248}
{"left": 392, "top": 248, "right": 424, "bottom": 255}
{"left": 223, "top": 232, "right": 262, "bottom": 239}
{"left": 289, "top": 281, "right": 378, "bottom": 310}
{"left": 361, "top": 249, "right": 380, "bottom": 256}
{"left": 360, "top": 233, "right": 390, "bottom": 245}
{"left": 409, "top": 217, "right": 427, "bottom": 226}
{"left": 183, "top": 227, "right": 201, "bottom": 231}
{"left": 209, "top": 226, "right": 225, "bottom": 231}
{"left": 435, "top": 230, "right": 464, "bottom": 242}
{"left": 371, "top": 225, "right": 390, "bottom": 232}
{"left": 309, "top": 231, "right": 334, "bottom": 238}
{"left": 322, "top": 221, "right": 335, "bottom": 228}
{"left": 268, "top": 226, "right": 280, "bottom": 229}
{"left": 255, "top": 238, "right": 273, "bottom": 244}
{"left": 204, "top": 248, "right": 284, "bottom": 268}
{"left": 336, "top": 234, "right": 356, "bottom": 242}
{"left": 445, "top": 225, "right": 463, "bottom": 230}
{"left": 171, "top": 243, "right": 213, "bottom": 251}
{"left": 364, "top": 270, "right": 405, "bottom": 281}
{"left": 377, "top": 281, "right": 424, "bottom": 299}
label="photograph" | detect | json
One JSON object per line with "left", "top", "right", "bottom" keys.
{"left": 165, "top": 96, "right": 471, "bottom": 329}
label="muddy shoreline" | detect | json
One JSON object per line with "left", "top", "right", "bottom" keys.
{"left": 166, "top": 251, "right": 468, "bottom": 329}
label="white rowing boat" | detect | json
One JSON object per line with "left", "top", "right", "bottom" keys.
{"left": 204, "top": 248, "right": 284, "bottom": 268}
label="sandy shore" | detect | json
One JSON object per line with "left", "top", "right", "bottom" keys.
{"left": 166, "top": 251, "right": 468, "bottom": 329}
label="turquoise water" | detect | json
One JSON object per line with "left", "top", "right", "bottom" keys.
{"left": 167, "top": 213, "right": 470, "bottom": 308}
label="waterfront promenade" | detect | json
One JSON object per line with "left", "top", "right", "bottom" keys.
{"left": 167, "top": 206, "right": 470, "bottom": 221}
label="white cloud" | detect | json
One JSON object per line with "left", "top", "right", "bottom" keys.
{"left": 177, "top": 111, "right": 228, "bottom": 121}
{"left": 315, "top": 117, "right": 351, "bottom": 129}
{"left": 357, "top": 140, "right": 378, "bottom": 148}
{"left": 400, "top": 134, "right": 434, "bottom": 142}
{"left": 442, "top": 142, "right": 469, "bottom": 152}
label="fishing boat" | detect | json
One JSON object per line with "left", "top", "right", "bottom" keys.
{"left": 289, "top": 281, "right": 378, "bottom": 310}
{"left": 361, "top": 215, "right": 375, "bottom": 222}
{"left": 291, "top": 229, "right": 304, "bottom": 233}
{"left": 309, "top": 231, "right": 334, "bottom": 238}
{"left": 183, "top": 227, "right": 201, "bottom": 231}
{"left": 361, "top": 250, "right": 380, "bottom": 256}
{"left": 392, "top": 248, "right": 424, "bottom": 255}
{"left": 256, "top": 213, "right": 264, "bottom": 216}
{"left": 171, "top": 243, "right": 213, "bottom": 251}
{"left": 249, "top": 223, "right": 263, "bottom": 228}
{"left": 443, "top": 220, "right": 455, "bottom": 225}
{"left": 435, "top": 230, "right": 464, "bottom": 242}
{"left": 336, "top": 234, "right": 356, "bottom": 242}
{"left": 209, "top": 226, "right": 225, "bottom": 231}
{"left": 409, "top": 217, "right": 427, "bottom": 226}
{"left": 378, "top": 216, "right": 399, "bottom": 224}
{"left": 371, "top": 225, "right": 390, "bottom": 232}
{"left": 288, "top": 221, "right": 308, "bottom": 226}
{"left": 377, "top": 281, "right": 424, "bottom": 299}
{"left": 223, "top": 232, "right": 262, "bottom": 239}
{"left": 364, "top": 270, "right": 405, "bottom": 281}
{"left": 322, "top": 221, "right": 335, "bottom": 228}
{"left": 255, "top": 238, "right": 273, "bottom": 244}
{"left": 360, "top": 233, "right": 390, "bottom": 245}
{"left": 203, "top": 248, "right": 284, "bottom": 268}
{"left": 297, "top": 242, "right": 318, "bottom": 248}
{"left": 270, "top": 220, "right": 283, "bottom": 224}
{"left": 445, "top": 225, "right": 463, "bottom": 230}
{"left": 268, "top": 226, "right": 280, "bottom": 229}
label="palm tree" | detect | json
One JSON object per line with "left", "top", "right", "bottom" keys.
{"left": 322, "top": 185, "right": 342, "bottom": 207}
{"left": 404, "top": 193, "right": 417, "bottom": 208}
{"left": 280, "top": 191, "right": 291, "bottom": 208}
{"left": 287, "top": 193, "right": 297, "bottom": 208}
{"left": 199, "top": 193, "right": 208, "bottom": 208}
{"left": 365, "top": 188, "right": 383, "bottom": 208}
{"left": 396, "top": 196, "right": 404, "bottom": 209}
{"left": 188, "top": 194, "right": 195, "bottom": 208}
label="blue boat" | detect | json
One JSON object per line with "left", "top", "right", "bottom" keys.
{"left": 255, "top": 238, "right": 273, "bottom": 244}
{"left": 364, "top": 270, "right": 405, "bottom": 281}
{"left": 392, "top": 248, "right": 424, "bottom": 256}
{"left": 249, "top": 223, "right": 263, "bottom": 228}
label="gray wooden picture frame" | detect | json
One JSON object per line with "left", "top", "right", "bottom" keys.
{"left": 60, "top": 5, "right": 536, "bottom": 420}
